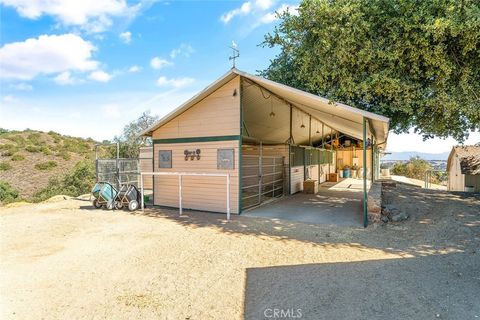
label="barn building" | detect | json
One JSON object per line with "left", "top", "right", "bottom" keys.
{"left": 140, "top": 69, "right": 389, "bottom": 224}
{"left": 447, "top": 145, "right": 480, "bottom": 192}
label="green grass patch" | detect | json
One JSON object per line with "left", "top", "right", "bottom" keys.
{"left": 35, "top": 161, "right": 58, "bottom": 170}
{"left": 27, "top": 132, "right": 45, "bottom": 145}
{"left": 57, "top": 151, "right": 71, "bottom": 160}
{"left": 0, "top": 144, "right": 18, "bottom": 156}
{"left": 25, "top": 145, "right": 41, "bottom": 153}
{"left": 0, "top": 162, "right": 13, "bottom": 171}
{"left": 11, "top": 154, "right": 25, "bottom": 161}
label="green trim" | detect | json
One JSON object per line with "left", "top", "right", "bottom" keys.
{"left": 152, "top": 144, "right": 155, "bottom": 206}
{"left": 153, "top": 135, "right": 241, "bottom": 144}
{"left": 288, "top": 144, "right": 292, "bottom": 195}
{"left": 363, "top": 117, "right": 368, "bottom": 228}
{"left": 238, "top": 79, "right": 243, "bottom": 214}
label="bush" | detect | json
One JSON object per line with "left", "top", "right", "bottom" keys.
{"left": 0, "top": 180, "right": 19, "bottom": 204}
{"left": 27, "top": 132, "right": 44, "bottom": 145}
{"left": 34, "top": 160, "right": 96, "bottom": 201}
{"left": 25, "top": 145, "right": 41, "bottom": 153}
{"left": 57, "top": 151, "right": 71, "bottom": 160}
{"left": 5, "top": 135, "right": 26, "bottom": 146}
{"left": 40, "top": 146, "right": 52, "bottom": 156}
{"left": 391, "top": 157, "right": 432, "bottom": 181}
{"left": 11, "top": 154, "right": 25, "bottom": 161}
{"left": 0, "top": 144, "right": 18, "bottom": 156}
{"left": 0, "top": 162, "right": 12, "bottom": 171}
{"left": 35, "top": 161, "right": 58, "bottom": 170}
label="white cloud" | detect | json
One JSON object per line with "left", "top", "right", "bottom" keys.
{"left": 128, "top": 65, "right": 141, "bottom": 72}
{"left": 260, "top": 4, "right": 299, "bottom": 24}
{"left": 150, "top": 57, "right": 172, "bottom": 69}
{"left": 255, "top": 0, "right": 274, "bottom": 10}
{"left": 169, "top": 43, "right": 195, "bottom": 59}
{"left": 221, "top": 1, "right": 252, "bottom": 24}
{"left": 156, "top": 76, "right": 194, "bottom": 88}
{"left": 119, "top": 31, "right": 132, "bottom": 44}
{"left": 89, "top": 70, "right": 112, "bottom": 82}
{"left": 220, "top": 0, "right": 278, "bottom": 24}
{"left": 101, "top": 104, "right": 121, "bottom": 118}
{"left": 0, "top": 34, "right": 98, "bottom": 80}
{"left": 2, "top": 95, "right": 17, "bottom": 103}
{"left": 54, "top": 71, "right": 76, "bottom": 85}
{"left": 1, "top": 0, "right": 140, "bottom": 33}
{"left": 10, "top": 83, "right": 33, "bottom": 91}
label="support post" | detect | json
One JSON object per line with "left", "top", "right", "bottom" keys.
{"left": 363, "top": 117, "right": 368, "bottom": 228}
{"left": 140, "top": 173, "right": 144, "bottom": 212}
{"left": 308, "top": 115, "right": 312, "bottom": 146}
{"left": 371, "top": 139, "right": 375, "bottom": 182}
{"left": 226, "top": 174, "right": 231, "bottom": 221}
{"left": 178, "top": 174, "right": 183, "bottom": 216}
{"left": 289, "top": 105, "right": 293, "bottom": 144}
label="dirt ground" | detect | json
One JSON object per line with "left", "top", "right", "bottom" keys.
{"left": 0, "top": 185, "right": 479, "bottom": 320}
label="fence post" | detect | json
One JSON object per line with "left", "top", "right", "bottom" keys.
{"left": 178, "top": 174, "right": 183, "bottom": 216}
{"left": 140, "top": 173, "right": 144, "bottom": 212}
{"left": 226, "top": 174, "right": 230, "bottom": 221}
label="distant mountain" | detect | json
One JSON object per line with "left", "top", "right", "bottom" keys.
{"left": 382, "top": 151, "right": 450, "bottom": 161}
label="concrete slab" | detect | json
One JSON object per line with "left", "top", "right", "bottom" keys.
{"left": 243, "top": 188, "right": 364, "bottom": 227}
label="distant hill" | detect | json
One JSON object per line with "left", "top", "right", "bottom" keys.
{"left": 382, "top": 151, "right": 450, "bottom": 161}
{"left": 0, "top": 129, "right": 98, "bottom": 201}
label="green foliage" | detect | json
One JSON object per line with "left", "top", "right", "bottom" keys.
{"left": 262, "top": 0, "right": 480, "bottom": 141}
{"left": 0, "top": 144, "right": 19, "bottom": 156}
{"left": 57, "top": 150, "right": 71, "bottom": 160}
{"left": 109, "top": 111, "right": 159, "bottom": 158}
{"left": 27, "top": 132, "right": 44, "bottom": 145}
{"left": 25, "top": 145, "right": 41, "bottom": 153}
{"left": 33, "top": 160, "right": 96, "bottom": 202}
{"left": 11, "top": 154, "right": 25, "bottom": 161}
{"left": 0, "top": 180, "right": 19, "bottom": 204}
{"left": 40, "top": 146, "right": 52, "bottom": 156}
{"left": 5, "top": 135, "right": 26, "bottom": 146}
{"left": 35, "top": 161, "right": 58, "bottom": 170}
{"left": 391, "top": 157, "right": 432, "bottom": 181}
{"left": 0, "top": 162, "right": 12, "bottom": 171}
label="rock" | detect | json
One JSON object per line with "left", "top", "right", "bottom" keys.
{"left": 392, "top": 211, "right": 409, "bottom": 222}
{"left": 383, "top": 204, "right": 402, "bottom": 216}
{"left": 381, "top": 216, "right": 389, "bottom": 223}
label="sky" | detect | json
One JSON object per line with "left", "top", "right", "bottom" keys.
{"left": 0, "top": 0, "right": 478, "bottom": 153}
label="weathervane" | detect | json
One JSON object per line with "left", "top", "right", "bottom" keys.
{"left": 229, "top": 41, "right": 240, "bottom": 68}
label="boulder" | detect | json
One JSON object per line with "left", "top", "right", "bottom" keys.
{"left": 391, "top": 211, "right": 409, "bottom": 222}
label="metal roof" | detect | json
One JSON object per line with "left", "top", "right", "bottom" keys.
{"left": 140, "top": 68, "right": 390, "bottom": 144}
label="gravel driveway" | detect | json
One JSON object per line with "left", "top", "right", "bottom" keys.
{"left": 1, "top": 186, "right": 479, "bottom": 319}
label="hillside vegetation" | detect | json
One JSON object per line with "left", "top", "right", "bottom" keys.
{"left": 0, "top": 129, "right": 97, "bottom": 204}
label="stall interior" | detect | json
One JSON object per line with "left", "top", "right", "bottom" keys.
{"left": 240, "top": 78, "right": 378, "bottom": 211}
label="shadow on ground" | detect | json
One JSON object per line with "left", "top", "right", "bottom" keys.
{"left": 79, "top": 183, "right": 480, "bottom": 258}
{"left": 243, "top": 252, "right": 480, "bottom": 320}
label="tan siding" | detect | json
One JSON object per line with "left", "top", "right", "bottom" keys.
{"left": 448, "top": 155, "right": 466, "bottom": 191}
{"left": 152, "top": 76, "right": 240, "bottom": 139}
{"left": 336, "top": 148, "right": 372, "bottom": 177}
{"left": 153, "top": 140, "right": 239, "bottom": 214}
{"left": 139, "top": 147, "right": 153, "bottom": 189}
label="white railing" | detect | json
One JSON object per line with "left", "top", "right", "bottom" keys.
{"left": 139, "top": 172, "right": 231, "bottom": 220}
